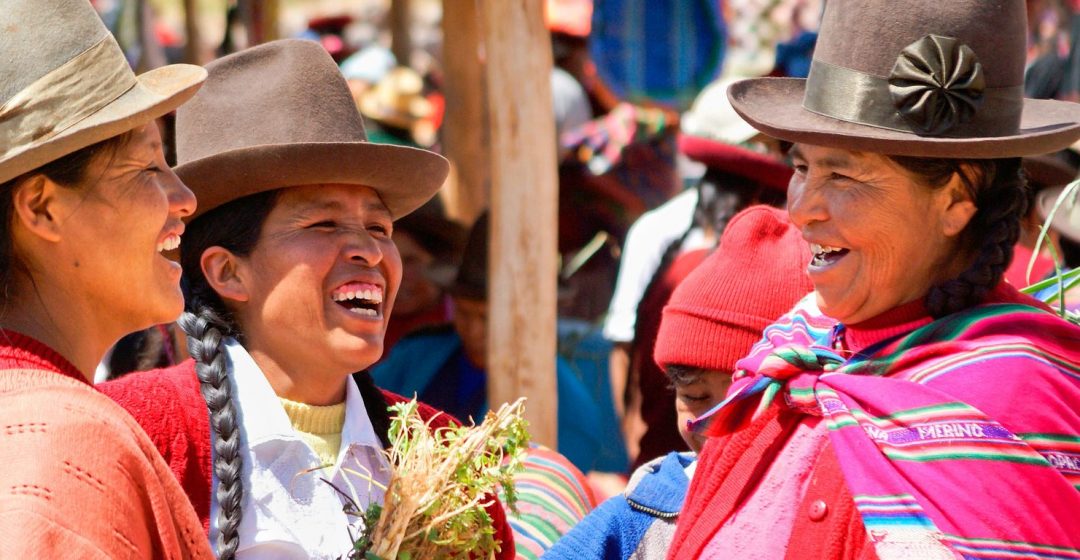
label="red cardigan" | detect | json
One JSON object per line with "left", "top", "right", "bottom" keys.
{"left": 100, "top": 359, "right": 514, "bottom": 559}
{"left": 668, "top": 405, "right": 878, "bottom": 560}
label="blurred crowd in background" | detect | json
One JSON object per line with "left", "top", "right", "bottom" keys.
{"left": 88, "top": 0, "right": 1080, "bottom": 502}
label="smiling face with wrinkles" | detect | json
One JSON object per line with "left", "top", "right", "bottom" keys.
{"left": 786, "top": 144, "right": 976, "bottom": 324}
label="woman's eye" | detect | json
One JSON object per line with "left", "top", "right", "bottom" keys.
{"left": 829, "top": 172, "right": 853, "bottom": 182}
{"left": 309, "top": 221, "right": 336, "bottom": 229}
{"left": 679, "top": 392, "right": 711, "bottom": 403}
{"left": 793, "top": 164, "right": 808, "bottom": 174}
{"left": 368, "top": 224, "right": 391, "bottom": 237}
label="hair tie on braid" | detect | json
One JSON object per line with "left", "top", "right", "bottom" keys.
{"left": 180, "top": 307, "right": 244, "bottom": 560}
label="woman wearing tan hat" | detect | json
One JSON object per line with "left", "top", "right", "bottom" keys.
{"left": 100, "top": 39, "right": 513, "bottom": 560}
{"left": 666, "top": 1, "right": 1080, "bottom": 558}
{"left": 0, "top": 1, "right": 213, "bottom": 557}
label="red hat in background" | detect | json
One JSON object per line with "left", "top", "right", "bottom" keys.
{"left": 654, "top": 205, "right": 814, "bottom": 372}
{"left": 678, "top": 78, "right": 793, "bottom": 192}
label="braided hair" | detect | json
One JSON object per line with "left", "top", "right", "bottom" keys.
{"left": 889, "top": 156, "right": 1028, "bottom": 318}
{"left": 178, "top": 189, "right": 281, "bottom": 560}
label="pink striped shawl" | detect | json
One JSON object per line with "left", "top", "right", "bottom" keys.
{"left": 693, "top": 286, "right": 1080, "bottom": 559}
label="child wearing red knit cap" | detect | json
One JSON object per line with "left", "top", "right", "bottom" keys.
{"left": 545, "top": 205, "right": 814, "bottom": 559}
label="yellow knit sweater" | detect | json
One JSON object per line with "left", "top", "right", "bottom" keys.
{"left": 279, "top": 397, "right": 346, "bottom": 467}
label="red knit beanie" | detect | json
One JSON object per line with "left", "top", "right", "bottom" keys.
{"left": 654, "top": 205, "right": 814, "bottom": 372}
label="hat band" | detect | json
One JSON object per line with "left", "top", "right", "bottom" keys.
{"left": 0, "top": 34, "right": 136, "bottom": 158}
{"left": 802, "top": 59, "right": 1023, "bottom": 138}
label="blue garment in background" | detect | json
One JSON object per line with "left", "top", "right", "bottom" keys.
{"left": 373, "top": 323, "right": 628, "bottom": 473}
{"left": 590, "top": 0, "right": 726, "bottom": 110}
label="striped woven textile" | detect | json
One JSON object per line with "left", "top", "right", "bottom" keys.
{"left": 499, "top": 446, "right": 597, "bottom": 560}
{"left": 693, "top": 287, "right": 1080, "bottom": 558}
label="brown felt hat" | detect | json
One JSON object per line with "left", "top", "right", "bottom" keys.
{"left": 0, "top": 0, "right": 206, "bottom": 185}
{"left": 174, "top": 39, "right": 449, "bottom": 220}
{"left": 728, "top": 0, "right": 1080, "bottom": 158}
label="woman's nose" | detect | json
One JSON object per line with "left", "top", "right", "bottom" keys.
{"left": 345, "top": 231, "right": 384, "bottom": 266}
{"left": 786, "top": 174, "right": 827, "bottom": 229}
{"left": 166, "top": 170, "right": 197, "bottom": 218}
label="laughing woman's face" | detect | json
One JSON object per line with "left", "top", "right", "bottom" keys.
{"left": 46, "top": 123, "right": 196, "bottom": 332}
{"left": 225, "top": 184, "right": 402, "bottom": 383}
{"left": 786, "top": 144, "right": 975, "bottom": 324}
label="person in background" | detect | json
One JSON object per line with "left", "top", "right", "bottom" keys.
{"left": 545, "top": 205, "right": 813, "bottom": 559}
{"left": 605, "top": 78, "right": 792, "bottom": 468}
{"left": 100, "top": 40, "right": 514, "bottom": 560}
{"left": 498, "top": 445, "right": 599, "bottom": 559}
{"left": 373, "top": 213, "right": 625, "bottom": 474}
{"left": 669, "top": 1, "right": 1080, "bottom": 557}
{"left": 381, "top": 199, "right": 466, "bottom": 355}
{"left": 0, "top": 0, "right": 212, "bottom": 557}
{"left": 1007, "top": 151, "right": 1080, "bottom": 286}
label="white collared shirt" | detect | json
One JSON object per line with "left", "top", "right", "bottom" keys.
{"left": 208, "top": 339, "right": 392, "bottom": 560}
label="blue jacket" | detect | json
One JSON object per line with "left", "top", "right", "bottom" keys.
{"left": 543, "top": 452, "right": 694, "bottom": 559}
{"left": 372, "top": 327, "right": 626, "bottom": 473}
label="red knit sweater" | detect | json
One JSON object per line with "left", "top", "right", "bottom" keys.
{"left": 101, "top": 359, "right": 514, "bottom": 559}
{"left": 0, "top": 332, "right": 213, "bottom": 559}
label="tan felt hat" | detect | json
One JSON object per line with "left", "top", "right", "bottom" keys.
{"left": 174, "top": 39, "right": 449, "bottom": 221}
{"left": 727, "top": 0, "right": 1080, "bottom": 158}
{"left": 0, "top": 0, "right": 206, "bottom": 184}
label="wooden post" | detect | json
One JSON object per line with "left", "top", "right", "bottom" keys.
{"left": 479, "top": 0, "right": 559, "bottom": 448}
{"left": 440, "top": 0, "right": 489, "bottom": 224}
{"left": 390, "top": 0, "right": 412, "bottom": 68}
{"left": 182, "top": 0, "right": 202, "bottom": 64}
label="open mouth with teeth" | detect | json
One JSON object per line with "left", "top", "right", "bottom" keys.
{"left": 331, "top": 282, "right": 384, "bottom": 318}
{"left": 157, "top": 233, "right": 181, "bottom": 253}
{"left": 810, "top": 243, "right": 850, "bottom": 268}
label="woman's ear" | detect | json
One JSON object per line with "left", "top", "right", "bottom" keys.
{"left": 201, "top": 246, "right": 250, "bottom": 304}
{"left": 11, "top": 175, "right": 63, "bottom": 243}
{"left": 940, "top": 168, "right": 979, "bottom": 237}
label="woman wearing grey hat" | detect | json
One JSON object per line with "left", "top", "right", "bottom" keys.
{"left": 667, "top": 1, "right": 1080, "bottom": 558}
{"left": 101, "top": 39, "right": 515, "bottom": 560}
{"left": 0, "top": 0, "right": 212, "bottom": 557}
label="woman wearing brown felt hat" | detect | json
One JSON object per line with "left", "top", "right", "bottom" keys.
{"left": 665, "top": 1, "right": 1080, "bottom": 559}
{"left": 100, "top": 39, "right": 515, "bottom": 560}
{"left": 0, "top": 0, "right": 213, "bottom": 557}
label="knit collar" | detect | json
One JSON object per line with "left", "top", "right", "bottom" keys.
{"left": 279, "top": 396, "right": 347, "bottom": 435}
{"left": 837, "top": 297, "right": 933, "bottom": 355}
{"left": 624, "top": 452, "right": 695, "bottom": 516}
{"left": 0, "top": 329, "right": 88, "bottom": 384}
{"left": 833, "top": 282, "right": 1044, "bottom": 355}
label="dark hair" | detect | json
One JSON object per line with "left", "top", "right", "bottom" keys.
{"left": 665, "top": 364, "right": 705, "bottom": 388}
{"left": 0, "top": 132, "right": 133, "bottom": 308}
{"left": 106, "top": 324, "right": 179, "bottom": 379}
{"left": 888, "top": 156, "right": 1027, "bottom": 318}
{"left": 178, "top": 189, "right": 281, "bottom": 560}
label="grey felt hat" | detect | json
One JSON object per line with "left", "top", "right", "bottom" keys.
{"left": 174, "top": 39, "right": 449, "bottom": 221}
{"left": 728, "top": 0, "right": 1080, "bottom": 158}
{"left": 0, "top": 0, "right": 206, "bottom": 184}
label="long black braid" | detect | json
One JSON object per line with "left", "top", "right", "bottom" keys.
{"left": 178, "top": 189, "right": 281, "bottom": 560}
{"left": 890, "top": 157, "right": 1028, "bottom": 318}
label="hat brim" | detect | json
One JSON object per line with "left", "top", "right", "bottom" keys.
{"left": 175, "top": 141, "right": 449, "bottom": 221}
{"left": 1024, "top": 155, "right": 1077, "bottom": 190}
{"left": 0, "top": 63, "right": 207, "bottom": 184}
{"left": 728, "top": 78, "right": 1080, "bottom": 158}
